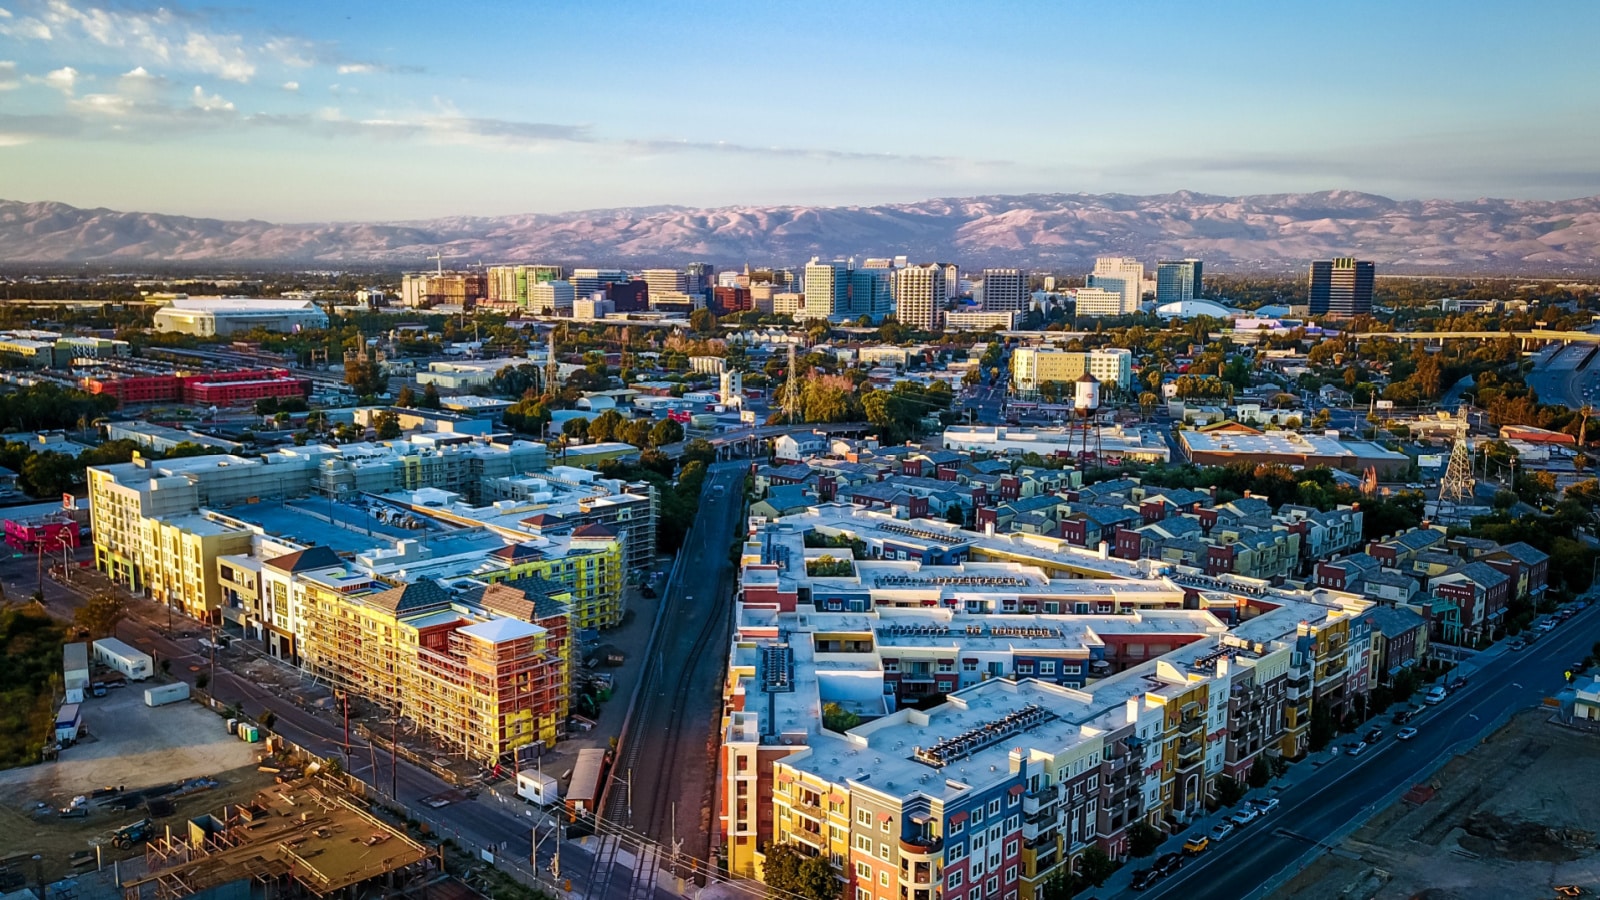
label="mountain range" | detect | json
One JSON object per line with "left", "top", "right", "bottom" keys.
{"left": 2, "top": 191, "right": 1599, "bottom": 273}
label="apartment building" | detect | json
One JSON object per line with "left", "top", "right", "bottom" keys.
{"left": 1009, "top": 348, "right": 1132, "bottom": 392}
{"left": 896, "top": 264, "right": 949, "bottom": 331}
{"left": 1086, "top": 257, "right": 1144, "bottom": 314}
{"left": 979, "top": 268, "right": 1027, "bottom": 313}
{"left": 722, "top": 513, "right": 1374, "bottom": 894}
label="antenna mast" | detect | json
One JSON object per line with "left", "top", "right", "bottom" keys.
{"left": 1437, "top": 406, "right": 1476, "bottom": 522}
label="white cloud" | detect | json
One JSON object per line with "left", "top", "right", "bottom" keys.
{"left": 282, "top": 81, "right": 299, "bottom": 92}
{"left": 42, "top": 64, "right": 77, "bottom": 93}
{"left": 336, "top": 63, "right": 374, "bottom": 75}
{"left": 1, "top": 0, "right": 253, "bottom": 81}
{"left": 190, "top": 85, "right": 233, "bottom": 112}
{"left": 0, "top": 60, "right": 19, "bottom": 90}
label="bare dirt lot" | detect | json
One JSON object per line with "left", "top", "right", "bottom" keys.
{"left": 0, "top": 685, "right": 272, "bottom": 879}
{"left": 1271, "top": 710, "right": 1600, "bottom": 900}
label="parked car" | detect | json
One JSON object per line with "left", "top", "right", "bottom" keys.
{"left": 1209, "top": 821, "right": 1236, "bottom": 842}
{"left": 1572, "top": 661, "right": 1590, "bottom": 676}
{"left": 1447, "top": 676, "right": 1469, "bottom": 691}
{"left": 1348, "top": 741, "right": 1370, "bottom": 757}
{"left": 1364, "top": 727, "right": 1383, "bottom": 743}
{"left": 1425, "top": 686, "right": 1448, "bottom": 705}
{"left": 1155, "top": 852, "right": 1184, "bottom": 876}
{"left": 1250, "top": 797, "right": 1281, "bottom": 814}
{"left": 1182, "top": 834, "right": 1211, "bottom": 855}
{"left": 1509, "top": 639, "right": 1528, "bottom": 652}
{"left": 1396, "top": 726, "right": 1419, "bottom": 741}
{"left": 1228, "top": 807, "right": 1260, "bottom": 827}
{"left": 1539, "top": 619, "right": 1558, "bottom": 632}
{"left": 1130, "top": 869, "right": 1161, "bottom": 892}
{"left": 1392, "top": 710, "right": 1413, "bottom": 725}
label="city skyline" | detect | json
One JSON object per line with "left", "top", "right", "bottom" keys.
{"left": 1, "top": 0, "right": 1597, "bottom": 220}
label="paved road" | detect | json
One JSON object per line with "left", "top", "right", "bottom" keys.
{"left": 1128, "top": 601, "right": 1599, "bottom": 900}
{"left": 607, "top": 462, "right": 747, "bottom": 860}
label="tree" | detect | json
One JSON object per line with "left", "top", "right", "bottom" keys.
{"left": 344, "top": 356, "right": 385, "bottom": 396}
{"left": 821, "top": 702, "right": 861, "bottom": 732}
{"left": 945, "top": 504, "right": 966, "bottom": 526}
{"left": 73, "top": 590, "right": 128, "bottom": 639}
{"left": 760, "top": 843, "right": 839, "bottom": 900}
{"left": 588, "top": 409, "right": 626, "bottom": 443}
{"left": 1247, "top": 754, "right": 1272, "bottom": 790}
{"left": 649, "top": 418, "right": 684, "bottom": 448}
{"left": 689, "top": 308, "right": 718, "bottom": 335}
{"left": 420, "top": 382, "right": 442, "bottom": 410}
{"left": 1075, "top": 846, "right": 1118, "bottom": 888}
{"left": 373, "top": 411, "right": 402, "bottom": 440}
{"left": 395, "top": 386, "right": 417, "bottom": 408}
{"left": 1213, "top": 774, "right": 1247, "bottom": 807}
{"left": 562, "top": 417, "right": 590, "bottom": 442}
{"left": 1127, "top": 821, "right": 1164, "bottom": 858}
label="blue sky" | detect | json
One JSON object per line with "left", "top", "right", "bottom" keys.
{"left": 0, "top": 0, "right": 1596, "bottom": 221}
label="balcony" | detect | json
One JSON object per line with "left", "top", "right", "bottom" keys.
{"left": 1177, "top": 737, "right": 1203, "bottom": 760}
{"left": 1023, "top": 782, "right": 1059, "bottom": 814}
{"left": 1176, "top": 715, "right": 1204, "bottom": 737}
{"left": 789, "top": 800, "right": 824, "bottom": 821}
{"left": 788, "top": 827, "right": 825, "bottom": 849}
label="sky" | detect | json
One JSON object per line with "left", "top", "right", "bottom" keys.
{"left": 0, "top": 0, "right": 1597, "bottom": 222}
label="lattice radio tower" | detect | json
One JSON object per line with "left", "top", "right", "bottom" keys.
{"left": 783, "top": 343, "right": 804, "bottom": 424}
{"left": 1438, "top": 406, "right": 1476, "bottom": 519}
{"left": 544, "top": 326, "right": 561, "bottom": 395}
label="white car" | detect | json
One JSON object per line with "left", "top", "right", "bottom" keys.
{"left": 1251, "top": 798, "right": 1280, "bottom": 814}
{"left": 1396, "top": 727, "right": 1419, "bottom": 741}
{"left": 1228, "top": 807, "right": 1260, "bottom": 827}
{"left": 1425, "top": 686, "right": 1448, "bottom": 705}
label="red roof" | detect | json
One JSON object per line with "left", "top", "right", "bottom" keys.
{"left": 572, "top": 523, "right": 617, "bottom": 539}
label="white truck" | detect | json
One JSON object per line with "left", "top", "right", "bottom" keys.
{"left": 93, "top": 638, "right": 153, "bottom": 681}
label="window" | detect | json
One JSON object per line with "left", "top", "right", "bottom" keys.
{"left": 988, "top": 799, "right": 1001, "bottom": 816}
{"left": 879, "top": 872, "right": 890, "bottom": 887}
{"left": 859, "top": 810, "right": 873, "bottom": 826}
{"left": 987, "top": 876, "right": 1000, "bottom": 894}
{"left": 856, "top": 835, "right": 872, "bottom": 853}
{"left": 947, "top": 872, "right": 964, "bottom": 889}
{"left": 1016, "top": 663, "right": 1034, "bottom": 675}
{"left": 1039, "top": 660, "right": 1056, "bottom": 675}
{"left": 1087, "top": 774, "right": 1098, "bottom": 791}
{"left": 938, "top": 661, "right": 954, "bottom": 673}
{"left": 1007, "top": 792, "right": 1019, "bottom": 807}
{"left": 1005, "top": 840, "right": 1019, "bottom": 857}
{"left": 962, "top": 659, "right": 978, "bottom": 672}
{"left": 856, "top": 863, "right": 872, "bottom": 880}
{"left": 972, "top": 808, "right": 984, "bottom": 825}
{"left": 947, "top": 842, "right": 965, "bottom": 861}
{"left": 881, "top": 819, "right": 891, "bottom": 833}
{"left": 856, "top": 889, "right": 871, "bottom": 900}
{"left": 879, "top": 844, "right": 890, "bottom": 861}
{"left": 1004, "top": 866, "right": 1018, "bottom": 883}
{"left": 949, "top": 817, "right": 964, "bottom": 835}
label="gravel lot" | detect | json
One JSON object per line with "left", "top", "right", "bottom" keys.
{"left": 1271, "top": 710, "right": 1600, "bottom": 900}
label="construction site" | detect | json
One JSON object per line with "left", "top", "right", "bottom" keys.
{"left": 120, "top": 778, "right": 439, "bottom": 900}
{"left": 1271, "top": 710, "right": 1600, "bottom": 900}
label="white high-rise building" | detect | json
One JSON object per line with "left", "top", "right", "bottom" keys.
{"left": 896, "top": 263, "right": 949, "bottom": 331}
{"left": 528, "top": 280, "right": 576, "bottom": 315}
{"left": 1087, "top": 256, "right": 1145, "bottom": 314}
{"left": 1071, "top": 287, "right": 1126, "bottom": 318}
{"left": 641, "top": 269, "right": 688, "bottom": 296}
{"left": 570, "top": 269, "right": 627, "bottom": 297}
{"left": 980, "top": 268, "right": 1027, "bottom": 313}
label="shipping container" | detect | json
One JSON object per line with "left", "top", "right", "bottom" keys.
{"left": 93, "top": 638, "right": 153, "bottom": 681}
{"left": 143, "top": 682, "right": 190, "bottom": 707}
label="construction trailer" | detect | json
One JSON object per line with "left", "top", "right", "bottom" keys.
{"left": 55, "top": 703, "right": 82, "bottom": 744}
{"left": 143, "top": 682, "right": 190, "bottom": 707}
{"left": 93, "top": 637, "right": 153, "bottom": 681}
{"left": 63, "top": 642, "right": 90, "bottom": 704}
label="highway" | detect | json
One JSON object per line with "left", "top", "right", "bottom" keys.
{"left": 604, "top": 462, "right": 748, "bottom": 860}
{"left": 1127, "top": 600, "right": 1599, "bottom": 900}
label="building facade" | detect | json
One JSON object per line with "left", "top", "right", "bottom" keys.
{"left": 896, "top": 264, "right": 949, "bottom": 331}
{"left": 1308, "top": 258, "right": 1374, "bottom": 317}
{"left": 1155, "top": 260, "right": 1203, "bottom": 306}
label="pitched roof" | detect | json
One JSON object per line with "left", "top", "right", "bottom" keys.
{"left": 1491, "top": 541, "right": 1550, "bottom": 566}
{"left": 366, "top": 577, "right": 453, "bottom": 615}
{"left": 571, "top": 523, "right": 617, "bottom": 539}
{"left": 263, "top": 545, "right": 344, "bottom": 573}
{"left": 490, "top": 542, "right": 547, "bottom": 562}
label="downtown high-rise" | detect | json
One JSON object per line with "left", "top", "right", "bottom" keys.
{"left": 980, "top": 268, "right": 1027, "bottom": 313}
{"left": 1308, "top": 258, "right": 1374, "bottom": 317}
{"left": 896, "top": 263, "right": 949, "bottom": 330}
{"left": 1155, "top": 259, "right": 1203, "bottom": 305}
{"left": 1087, "top": 256, "right": 1144, "bottom": 315}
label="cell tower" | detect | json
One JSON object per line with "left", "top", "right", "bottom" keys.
{"left": 783, "top": 343, "right": 803, "bottom": 423}
{"left": 1438, "top": 407, "right": 1476, "bottom": 520}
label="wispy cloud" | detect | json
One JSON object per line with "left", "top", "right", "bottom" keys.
{"left": 0, "top": 0, "right": 255, "bottom": 81}
{"left": 0, "top": 60, "right": 19, "bottom": 90}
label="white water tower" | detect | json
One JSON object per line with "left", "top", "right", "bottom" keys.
{"left": 1074, "top": 373, "right": 1101, "bottom": 412}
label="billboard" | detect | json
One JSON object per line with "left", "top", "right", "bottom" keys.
{"left": 1375, "top": 400, "right": 1394, "bottom": 410}
{"left": 1418, "top": 454, "right": 1444, "bottom": 468}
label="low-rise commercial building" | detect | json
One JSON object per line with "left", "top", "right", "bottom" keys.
{"left": 151, "top": 296, "right": 330, "bottom": 336}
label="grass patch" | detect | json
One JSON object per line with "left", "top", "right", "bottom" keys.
{"left": 0, "top": 606, "right": 66, "bottom": 768}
